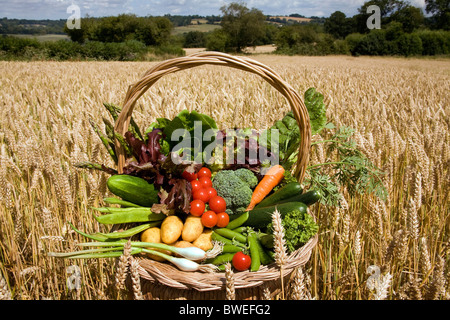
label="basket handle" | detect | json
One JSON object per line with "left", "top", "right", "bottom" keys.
{"left": 113, "top": 51, "right": 311, "bottom": 183}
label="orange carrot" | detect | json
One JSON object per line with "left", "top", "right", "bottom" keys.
{"left": 246, "top": 165, "right": 285, "bottom": 211}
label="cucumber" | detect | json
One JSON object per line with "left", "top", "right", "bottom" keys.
{"left": 255, "top": 182, "right": 303, "bottom": 208}
{"left": 282, "top": 190, "right": 322, "bottom": 206}
{"left": 240, "top": 202, "right": 308, "bottom": 229}
{"left": 106, "top": 174, "right": 159, "bottom": 207}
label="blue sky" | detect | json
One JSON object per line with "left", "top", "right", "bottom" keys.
{"left": 0, "top": 0, "right": 426, "bottom": 20}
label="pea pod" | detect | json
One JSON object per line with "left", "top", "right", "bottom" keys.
{"left": 206, "top": 253, "right": 236, "bottom": 266}
{"left": 226, "top": 211, "right": 249, "bottom": 230}
{"left": 100, "top": 222, "right": 161, "bottom": 239}
{"left": 93, "top": 208, "right": 165, "bottom": 225}
{"left": 214, "top": 228, "right": 247, "bottom": 244}
{"left": 232, "top": 226, "right": 249, "bottom": 234}
{"left": 212, "top": 232, "right": 246, "bottom": 248}
{"left": 221, "top": 244, "right": 244, "bottom": 254}
{"left": 247, "top": 232, "right": 261, "bottom": 272}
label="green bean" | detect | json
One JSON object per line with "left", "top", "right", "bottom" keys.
{"left": 92, "top": 206, "right": 151, "bottom": 214}
{"left": 247, "top": 232, "right": 261, "bottom": 272}
{"left": 93, "top": 208, "right": 165, "bottom": 225}
{"left": 102, "top": 197, "right": 142, "bottom": 208}
{"left": 214, "top": 228, "right": 247, "bottom": 244}
{"left": 226, "top": 211, "right": 249, "bottom": 230}
{"left": 100, "top": 222, "right": 160, "bottom": 239}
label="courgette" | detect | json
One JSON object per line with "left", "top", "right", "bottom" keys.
{"left": 106, "top": 174, "right": 159, "bottom": 207}
{"left": 255, "top": 182, "right": 303, "bottom": 208}
{"left": 239, "top": 202, "right": 308, "bottom": 229}
{"left": 282, "top": 190, "right": 322, "bottom": 206}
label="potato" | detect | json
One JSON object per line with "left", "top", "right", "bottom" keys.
{"left": 160, "top": 215, "right": 184, "bottom": 244}
{"left": 174, "top": 240, "right": 195, "bottom": 249}
{"left": 182, "top": 215, "right": 204, "bottom": 242}
{"left": 192, "top": 229, "right": 213, "bottom": 251}
{"left": 173, "top": 240, "right": 195, "bottom": 257}
{"left": 140, "top": 227, "right": 171, "bottom": 261}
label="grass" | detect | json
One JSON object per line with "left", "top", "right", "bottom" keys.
{"left": 172, "top": 23, "right": 221, "bottom": 35}
{"left": 0, "top": 55, "right": 448, "bottom": 300}
{"left": 6, "top": 33, "right": 69, "bottom": 42}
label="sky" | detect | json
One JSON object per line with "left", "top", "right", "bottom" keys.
{"left": 0, "top": 0, "right": 427, "bottom": 20}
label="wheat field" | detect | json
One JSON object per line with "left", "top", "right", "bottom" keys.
{"left": 0, "top": 54, "right": 449, "bottom": 300}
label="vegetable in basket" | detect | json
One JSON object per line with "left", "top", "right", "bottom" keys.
{"left": 211, "top": 168, "right": 257, "bottom": 215}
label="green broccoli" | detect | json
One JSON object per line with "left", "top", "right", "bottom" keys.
{"left": 233, "top": 168, "right": 258, "bottom": 188}
{"left": 212, "top": 169, "right": 257, "bottom": 215}
{"left": 267, "top": 209, "right": 318, "bottom": 253}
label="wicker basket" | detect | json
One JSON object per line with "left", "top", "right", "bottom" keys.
{"left": 113, "top": 51, "right": 317, "bottom": 300}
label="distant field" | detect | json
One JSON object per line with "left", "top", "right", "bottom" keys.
{"left": 269, "top": 16, "right": 312, "bottom": 23}
{"left": 6, "top": 33, "right": 69, "bottom": 41}
{"left": 172, "top": 23, "right": 221, "bottom": 35}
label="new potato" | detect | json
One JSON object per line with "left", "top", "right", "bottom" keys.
{"left": 182, "top": 215, "right": 204, "bottom": 242}
{"left": 160, "top": 215, "right": 184, "bottom": 244}
{"left": 140, "top": 227, "right": 172, "bottom": 261}
{"left": 192, "top": 229, "right": 213, "bottom": 251}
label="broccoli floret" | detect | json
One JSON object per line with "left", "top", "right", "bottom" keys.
{"left": 234, "top": 168, "right": 258, "bottom": 188}
{"left": 212, "top": 169, "right": 257, "bottom": 214}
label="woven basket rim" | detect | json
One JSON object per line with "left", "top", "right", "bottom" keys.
{"left": 112, "top": 51, "right": 315, "bottom": 293}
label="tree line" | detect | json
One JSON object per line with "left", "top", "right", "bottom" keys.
{"left": 0, "top": 0, "right": 449, "bottom": 60}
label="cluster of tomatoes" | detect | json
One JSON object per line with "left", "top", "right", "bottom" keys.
{"left": 182, "top": 167, "right": 230, "bottom": 228}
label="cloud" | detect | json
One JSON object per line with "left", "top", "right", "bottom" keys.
{"left": 0, "top": 0, "right": 428, "bottom": 19}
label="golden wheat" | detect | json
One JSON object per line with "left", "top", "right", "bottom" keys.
{"left": 0, "top": 55, "right": 448, "bottom": 300}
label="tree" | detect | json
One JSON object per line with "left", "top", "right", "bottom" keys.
{"left": 425, "top": 0, "right": 450, "bottom": 30}
{"left": 390, "top": 4, "right": 425, "bottom": 32}
{"left": 220, "top": 2, "right": 266, "bottom": 52}
{"left": 324, "top": 11, "right": 355, "bottom": 39}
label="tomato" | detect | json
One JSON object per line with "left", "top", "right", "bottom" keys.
{"left": 193, "top": 189, "right": 210, "bottom": 203}
{"left": 190, "top": 199, "right": 205, "bottom": 217}
{"left": 190, "top": 180, "right": 202, "bottom": 194}
{"left": 232, "top": 251, "right": 251, "bottom": 271}
{"left": 209, "top": 195, "right": 226, "bottom": 213}
{"left": 182, "top": 170, "right": 197, "bottom": 182}
{"left": 215, "top": 212, "right": 229, "bottom": 228}
{"left": 204, "top": 187, "right": 217, "bottom": 201}
{"left": 198, "top": 177, "right": 212, "bottom": 189}
{"left": 197, "top": 167, "right": 212, "bottom": 179}
{"left": 201, "top": 210, "right": 218, "bottom": 228}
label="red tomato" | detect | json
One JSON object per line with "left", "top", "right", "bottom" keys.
{"left": 209, "top": 195, "right": 226, "bottom": 213}
{"left": 193, "top": 189, "right": 210, "bottom": 203}
{"left": 197, "top": 167, "right": 212, "bottom": 179}
{"left": 182, "top": 170, "right": 197, "bottom": 182}
{"left": 216, "top": 212, "right": 229, "bottom": 228}
{"left": 198, "top": 177, "right": 212, "bottom": 189}
{"left": 201, "top": 210, "right": 218, "bottom": 228}
{"left": 204, "top": 187, "right": 217, "bottom": 201}
{"left": 232, "top": 251, "right": 251, "bottom": 271}
{"left": 189, "top": 199, "right": 205, "bottom": 217}
{"left": 190, "top": 180, "right": 202, "bottom": 194}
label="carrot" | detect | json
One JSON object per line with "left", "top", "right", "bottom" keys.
{"left": 246, "top": 165, "right": 285, "bottom": 211}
